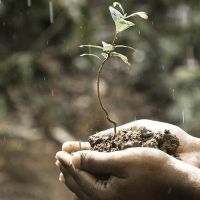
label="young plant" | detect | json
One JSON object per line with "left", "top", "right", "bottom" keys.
{"left": 80, "top": 2, "right": 148, "bottom": 137}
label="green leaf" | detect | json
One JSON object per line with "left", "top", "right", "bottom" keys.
{"left": 110, "top": 52, "right": 130, "bottom": 65}
{"left": 109, "top": 6, "right": 124, "bottom": 22}
{"left": 79, "top": 45, "right": 103, "bottom": 50}
{"left": 125, "top": 12, "right": 148, "bottom": 19}
{"left": 102, "top": 53, "right": 108, "bottom": 59}
{"left": 102, "top": 41, "right": 114, "bottom": 52}
{"left": 80, "top": 54, "right": 102, "bottom": 61}
{"left": 115, "top": 19, "right": 134, "bottom": 33}
{"left": 113, "top": 2, "right": 125, "bottom": 15}
{"left": 115, "top": 45, "right": 137, "bottom": 51}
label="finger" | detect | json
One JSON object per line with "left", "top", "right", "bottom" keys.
{"left": 61, "top": 162, "right": 106, "bottom": 200}
{"left": 56, "top": 152, "right": 93, "bottom": 199}
{"left": 62, "top": 141, "right": 91, "bottom": 153}
{"left": 56, "top": 151, "right": 73, "bottom": 171}
{"left": 72, "top": 150, "right": 131, "bottom": 176}
{"left": 59, "top": 172, "right": 65, "bottom": 183}
{"left": 59, "top": 163, "right": 93, "bottom": 200}
{"left": 55, "top": 160, "right": 61, "bottom": 167}
{"left": 94, "top": 119, "right": 185, "bottom": 137}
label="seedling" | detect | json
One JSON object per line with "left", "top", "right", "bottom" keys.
{"left": 80, "top": 2, "right": 148, "bottom": 137}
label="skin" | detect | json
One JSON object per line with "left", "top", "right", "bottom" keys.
{"left": 56, "top": 119, "right": 200, "bottom": 200}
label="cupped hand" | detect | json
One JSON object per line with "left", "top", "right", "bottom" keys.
{"left": 56, "top": 146, "right": 200, "bottom": 200}
{"left": 62, "top": 119, "right": 200, "bottom": 167}
{"left": 56, "top": 119, "right": 200, "bottom": 200}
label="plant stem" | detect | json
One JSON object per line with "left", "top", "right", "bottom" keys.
{"left": 112, "top": 33, "right": 118, "bottom": 45}
{"left": 97, "top": 54, "right": 117, "bottom": 136}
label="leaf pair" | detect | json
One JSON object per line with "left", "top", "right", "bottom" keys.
{"left": 109, "top": 2, "right": 148, "bottom": 33}
{"left": 80, "top": 52, "right": 130, "bottom": 66}
{"left": 80, "top": 41, "right": 136, "bottom": 65}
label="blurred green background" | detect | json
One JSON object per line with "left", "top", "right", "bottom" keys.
{"left": 0, "top": 0, "right": 200, "bottom": 199}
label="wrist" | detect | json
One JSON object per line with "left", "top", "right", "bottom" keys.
{"left": 163, "top": 157, "right": 200, "bottom": 200}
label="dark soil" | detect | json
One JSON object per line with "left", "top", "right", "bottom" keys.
{"left": 88, "top": 126, "right": 180, "bottom": 158}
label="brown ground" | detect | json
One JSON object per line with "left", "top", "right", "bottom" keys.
{"left": 0, "top": 135, "right": 73, "bottom": 200}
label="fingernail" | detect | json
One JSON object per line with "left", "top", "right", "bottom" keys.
{"left": 59, "top": 173, "right": 65, "bottom": 183}
{"left": 55, "top": 160, "right": 61, "bottom": 167}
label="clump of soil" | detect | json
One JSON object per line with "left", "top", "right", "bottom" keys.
{"left": 88, "top": 126, "right": 180, "bottom": 158}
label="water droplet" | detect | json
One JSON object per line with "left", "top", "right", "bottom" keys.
{"left": 182, "top": 110, "right": 185, "bottom": 123}
{"left": 27, "top": 0, "right": 31, "bottom": 7}
{"left": 49, "top": 2, "right": 54, "bottom": 23}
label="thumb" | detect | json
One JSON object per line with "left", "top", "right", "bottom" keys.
{"left": 72, "top": 150, "right": 129, "bottom": 176}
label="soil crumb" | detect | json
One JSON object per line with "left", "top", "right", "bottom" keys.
{"left": 88, "top": 126, "right": 180, "bottom": 158}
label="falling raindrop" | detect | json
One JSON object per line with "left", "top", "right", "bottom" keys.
{"left": 64, "top": 40, "right": 65, "bottom": 43}
{"left": 44, "top": 77, "right": 46, "bottom": 81}
{"left": 182, "top": 110, "right": 185, "bottom": 123}
{"left": 49, "top": 2, "right": 54, "bottom": 23}
{"left": 0, "top": 0, "right": 1, "bottom": 4}
{"left": 139, "top": 30, "right": 140, "bottom": 34}
{"left": 52, "top": 90, "right": 54, "bottom": 96}
{"left": 162, "top": 65, "right": 164, "bottom": 70}
{"left": 173, "top": 89, "right": 175, "bottom": 99}
{"left": 47, "top": 41, "right": 49, "bottom": 45}
{"left": 27, "top": 0, "right": 31, "bottom": 7}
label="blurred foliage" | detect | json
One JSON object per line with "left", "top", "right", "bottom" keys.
{"left": 0, "top": 0, "right": 200, "bottom": 138}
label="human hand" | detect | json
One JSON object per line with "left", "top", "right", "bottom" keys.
{"left": 62, "top": 119, "right": 200, "bottom": 167}
{"left": 56, "top": 145, "right": 200, "bottom": 200}
{"left": 56, "top": 120, "right": 200, "bottom": 200}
